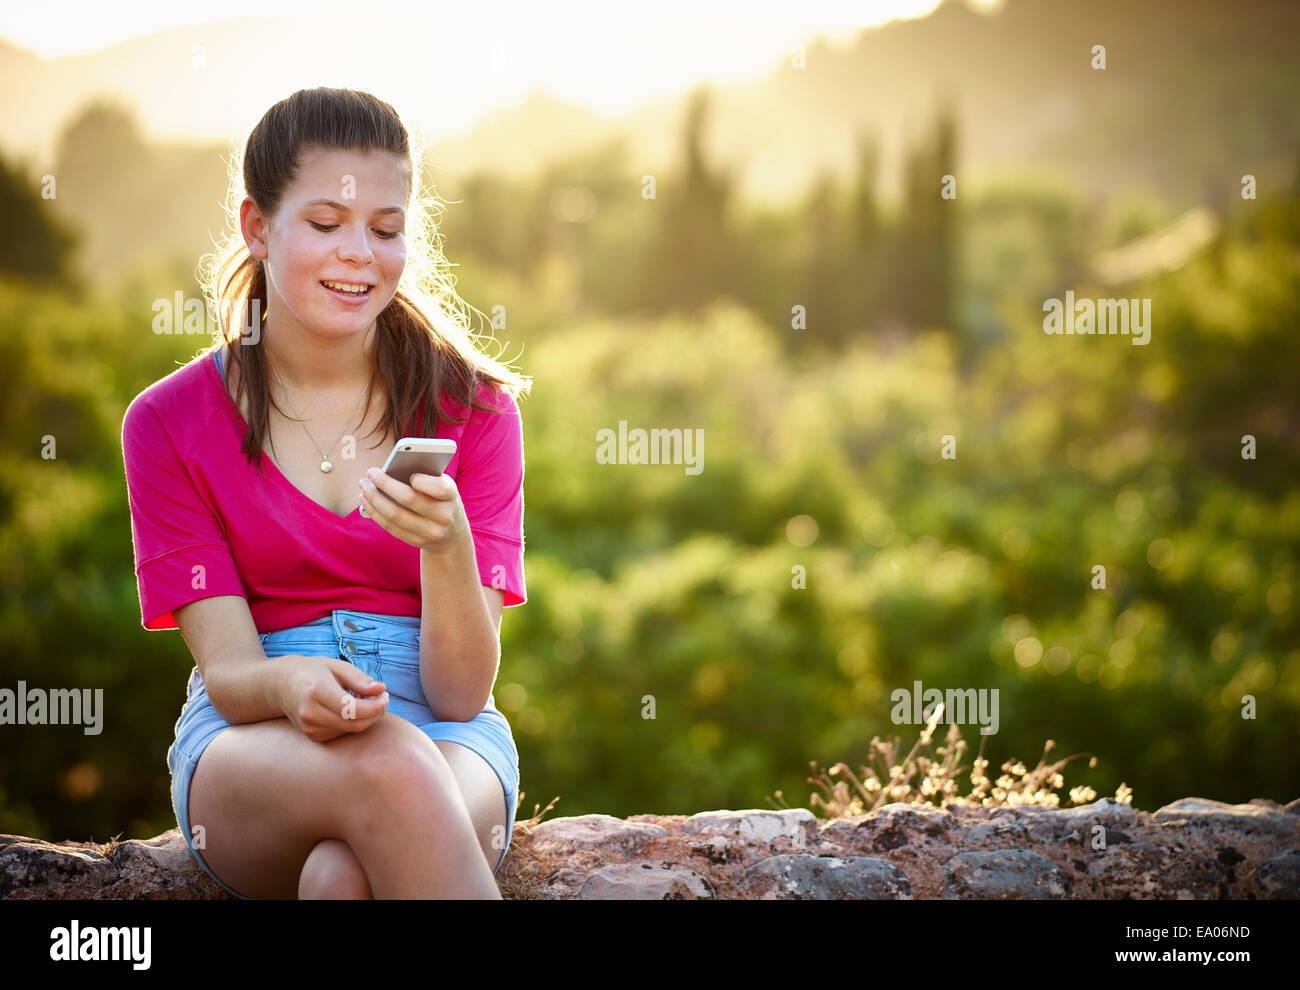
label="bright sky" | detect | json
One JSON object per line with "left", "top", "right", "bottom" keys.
{"left": 3, "top": 0, "right": 1004, "bottom": 116}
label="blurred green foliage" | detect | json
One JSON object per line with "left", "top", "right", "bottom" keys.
{"left": 1, "top": 115, "right": 1298, "bottom": 845}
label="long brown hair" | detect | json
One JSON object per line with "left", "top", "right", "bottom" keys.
{"left": 200, "top": 86, "right": 530, "bottom": 469}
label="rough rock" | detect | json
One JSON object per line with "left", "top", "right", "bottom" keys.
{"left": 577, "top": 863, "right": 715, "bottom": 899}
{"left": 943, "top": 848, "right": 1069, "bottom": 899}
{"left": 3, "top": 796, "right": 1296, "bottom": 900}
{"left": 1253, "top": 850, "right": 1300, "bottom": 899}
{"left": 734, "top": 854, "right": 913, "bottom": 899}
{"left": 0, "top": 830, "right": 228, "bottom": 900}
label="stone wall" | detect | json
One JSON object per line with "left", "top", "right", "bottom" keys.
{"left": 3, "top": 796, "right": 1296, "bottom": 899}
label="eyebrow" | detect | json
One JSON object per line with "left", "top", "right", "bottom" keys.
{"left": 303, "top": 198, "right": 405, "bottom": 217}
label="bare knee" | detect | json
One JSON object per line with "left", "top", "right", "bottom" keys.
{"left": 299, "top": 838, "right": 372, "bottom": 900}
{"left": 342, "top": 713, "right": 459, "bottom": 813}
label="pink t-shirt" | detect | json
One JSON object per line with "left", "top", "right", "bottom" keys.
{"left": 121, "top": 346, "right": 526, "bottom": 633}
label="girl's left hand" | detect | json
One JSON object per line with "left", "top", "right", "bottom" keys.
{"left": 358, "top": 467, "right": 469, "bottom": 552}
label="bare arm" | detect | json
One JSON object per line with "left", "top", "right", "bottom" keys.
{"left": 174, "top": 595, "right": 286, "bottom": 725}
{"left": 172, "top": 595, "right": 390, "bottom": 742}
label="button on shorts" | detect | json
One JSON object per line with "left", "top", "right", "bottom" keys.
{"left": 167, "top": 608, "right": 520, "bottom": 898}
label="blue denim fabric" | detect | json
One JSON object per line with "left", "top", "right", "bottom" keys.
{"left": 167, "top": 608, "right": 519, "bottom": 898}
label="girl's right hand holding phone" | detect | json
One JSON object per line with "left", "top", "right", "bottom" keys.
{"left": 275, "top": 655, "right": 388, "bottom": 743}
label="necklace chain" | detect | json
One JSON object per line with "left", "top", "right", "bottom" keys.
{"left": 268, "top": 358, "right": 370, "bottom": 473}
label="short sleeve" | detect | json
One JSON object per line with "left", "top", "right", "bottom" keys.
{"left": 121, "top": 396, "right": 247, "bottom": 630}
{"left": 454, "top": 386, "right": 526, "bottom": 607}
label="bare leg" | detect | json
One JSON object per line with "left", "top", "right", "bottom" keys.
{"left": 298, "top": 839, "right": 372, "bottom": 899}
{"left": 335, "top": 715, "right": 500, "bottom": 898}
{"left": 298, "top": 739, "right": 510, "bottom": 898}
{"left": 187, "top": 712, "right": 499, "bottom": 899}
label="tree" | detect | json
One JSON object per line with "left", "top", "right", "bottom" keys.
{"left": 0, "top": 152, "right": 77, "bottom": 284}
{"left": 890, "top": 100, "right": 959, "bottom": 335}
{"left": 640, "top": 85, "right": 743, "bottom": 312}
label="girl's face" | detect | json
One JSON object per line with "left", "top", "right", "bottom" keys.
{"left": 243, "top": 144, "right": 409, "bottom": 342}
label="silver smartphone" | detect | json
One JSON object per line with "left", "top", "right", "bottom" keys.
{"left": 361, "top": 437, "right": 456, "bottom": 514}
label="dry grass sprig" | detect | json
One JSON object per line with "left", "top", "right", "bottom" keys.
{"left": 769, "top": 703, "right": 1132, "bottom": 818}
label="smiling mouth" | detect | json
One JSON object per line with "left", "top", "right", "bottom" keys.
{"left": 320, "top": 280, "right": 373, "bottom": 297}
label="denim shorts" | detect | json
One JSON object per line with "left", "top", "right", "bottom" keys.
{"left": 167, "top": 608, "right": 520, "bottom": 898}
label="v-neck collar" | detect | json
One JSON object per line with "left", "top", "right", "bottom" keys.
{"left": 209, "top": 346, "right": 360, "bottom": 521}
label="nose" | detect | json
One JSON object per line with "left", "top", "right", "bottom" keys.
{"left": 336, "top": 222, "right": 375, "bottom": 265}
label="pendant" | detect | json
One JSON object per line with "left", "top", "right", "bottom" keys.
{"left": 320, "top": 458, "right": 333, "bottom": 473}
